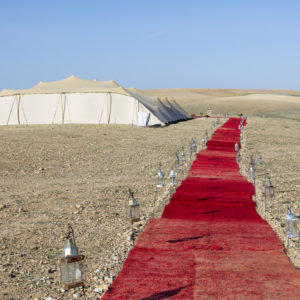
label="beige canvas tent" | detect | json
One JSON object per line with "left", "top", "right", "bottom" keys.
{"left": 0, "top": 75, "right": 191, "bottom": 126}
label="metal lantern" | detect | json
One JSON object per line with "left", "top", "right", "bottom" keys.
{"left": 236, "top": 151, "right": 241, "bottom": 163}
{"left": 188, "top": 143, "right": 193, "bottom": 156}
{"left": 60, "top": 225, "right": 85, "bottom": 290}
{"left": 217, "top": 118, "right": 220, "bottom": 124}
{"left": 265, "top": 177, "right": 275, "bottom": 198}
{"left": 205, "top": 134, "right": 209, "bottom": 143}
{"left": 249, "top": 156, "right": 255, "bottom": 169}
{"left": 201, "top": 138, "right": 206, "bottom": 147}
{"left": 192, "top": 138, "right": 197, "bottom": 153}
{"left": 235, "top": 142, "right": 239, "bottom": 152}
{"left": 285, "top": 208, "right": 299, "bottom": 238}
{"left": 126, "top": 189, "right": 140, "bottom": 223}
{"left": 169, "top": 168, "right": 176, "bottom": 185}
{"left": 240, "top": 137, "right": 244, "bottom": 147}
{"left": 181, "top": 147, "right": 186, "bottom": 164}
{"left": 175, "top": 152, "right": 180, "bottom": 169}
{"left": 249, "top": 165, "right": 255, "bottom": 181}
{"left": 156, "top": 163, "right": 165, "bottom": 188}
{"left": 257, "top": 152, "right": 262, "bottom": 165}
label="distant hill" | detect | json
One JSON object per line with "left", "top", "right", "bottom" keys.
{"left": 141, "top": 88, "right": 300, "bottom": 120}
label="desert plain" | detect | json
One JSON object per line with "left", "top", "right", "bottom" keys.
{"left": 0, "top": 88, "right": 300, "bottom": 299}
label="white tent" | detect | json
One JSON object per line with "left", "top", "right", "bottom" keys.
{"left": 0, "top": 75, "right": 191, "bottom": 126}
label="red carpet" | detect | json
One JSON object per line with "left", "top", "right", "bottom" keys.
{"left": 103, "top": 118, "right": 300, "bottom": 299}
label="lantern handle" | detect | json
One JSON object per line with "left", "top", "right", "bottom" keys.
{"left": 67, "top": 224, "right": 76, "bottom": 247}
{"left": 129, "top": 188, "right": 134, "bottom": 199}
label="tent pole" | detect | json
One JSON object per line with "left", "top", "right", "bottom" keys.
{"left": 61, "top": 93, "right": 66, "bottom": 125}
{"left": 17, "top": 94, "right": 21, "bottom": 125}
{"left": 6, "top": 95, "right": 16, "bottom": 125}
{"left": 107, "top": 92, "right": 111, "bottom": 125}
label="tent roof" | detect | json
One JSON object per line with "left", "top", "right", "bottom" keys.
{"left": 0, "top": 75, "right": 122, "bottom": 97}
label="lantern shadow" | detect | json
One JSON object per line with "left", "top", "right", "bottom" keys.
{"left": 140, "top": 284, "right": 192, "bottom": 300}
{"left": 167, "top": 235, "right": 205, "bottom": 244}
{"left": 202, "top": 209, "right": 221, "bottom": 214}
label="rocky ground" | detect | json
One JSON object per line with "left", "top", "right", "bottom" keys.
{"left": 0, "top": 118, "right": 216, "bottom": 300}
{"left": 240, "top": 116, "right": 300, "bottom": 267}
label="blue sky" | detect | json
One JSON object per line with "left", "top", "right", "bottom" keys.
{"left": 1, "top": 0, "right": 300, "bottom": 90}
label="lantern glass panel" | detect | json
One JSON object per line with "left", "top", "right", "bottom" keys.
{"left": 249, "top": 166, "right": 255, "bottom": 181}
{"left": 257, "top": 153, "right": 262, "bottom": 165}
{"left": 156, "top": 169, "right": 164, "bottom": 188}
{"left": 235, "top": 142, "right": 239, "bottom": 152}
{"left": 236, "top": 151, "right": 241, "bottom": 163}
{"left": 265, "top": 178, "right": 274, "bottom": 198}
{"left": 170, "top": 170, "right": 176, "bottom": 185}
{"left": 60, "top": 259, "right": 83, "bottom": 285}
{"left": 60, "top": 257, "right": 84, "bottom": 289}
{"left": 126, "top": 204, "right": 140, "bottom": 222}
{"left": 285, "top": 209, "right": 299, "bottom": 238}
{"left": 192, "top": 142, "right": 197, "bottom": 153}
{"left": 181, "top": 149, "right": 186, "bottom": 163}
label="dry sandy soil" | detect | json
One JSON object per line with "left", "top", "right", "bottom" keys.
{"left": 1, "top": 88, "right": 300, "bottom": 300}
{"left": 0, "top": 118, "right": 214, "bottom": 300}
{"left": 239, "top": 116, "right": 300, "bottom": 266}
{"left": 143, "top": 88, "right": 300, "bottom": 120}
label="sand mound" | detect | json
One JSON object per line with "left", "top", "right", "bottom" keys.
{"left": 142, "top": 89, "right": 300, "bottom": 119}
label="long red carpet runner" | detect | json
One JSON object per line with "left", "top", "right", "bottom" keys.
{"left": 103, "top": 118, "right": 300, "bottom": 299}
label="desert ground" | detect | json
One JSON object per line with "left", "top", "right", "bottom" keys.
{"left": 239, "top": 116, "right": 300, "bottom": 266}
{"left": 0, "top": 118, "right": 215, "bottom": 299}
{"left": 1, "top": 88, "right": 300, "bottom": 299}
{"left": 143, "top": 88, "right": 300, "bottom": 120}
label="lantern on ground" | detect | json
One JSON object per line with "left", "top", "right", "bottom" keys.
{"left": 156, "top": 163, "right": 165, "bottom": 188}
{"left": 265, "top": 177, "right": 275, "bottom": 198}
{"left": 201, "top": 138, "right": 206, "bottom": 147}
{"left": 240, "top": 137, "right": 244, "bottom": 147}
{"left": 60, "top": 225, "right": 85, "bottom": 291}
{"left": 205, "top": 134, "right": 209, "bottom": 142}
{"left": 188, "top": 143, "right": 193, "bottom": 159}
{"left": 126, "top": 189, "right": 140, "bottom": 224}
{"left": 285, "top": 208, "right": 299, "bottom": 238}
{"left": 192, "top": 138, "right": 197, "bottom": 153}
{"left": 249, "top": 156, "right": 255, "bottom": 169}
{"left": 181, "top": 147, "right": 186, "bottom": 164}
{"left": 169, "top": 168, "right": 176, "bottom": 185}
{"left": 236, "top": 151, "right": 241, "bottom": 163}
{"left": 257, "top": 152, "right": 262, "bottom": 165}
{"left": 175, "top": 152, "right": 180, "bottom": 169}
{"left": 249, "top": 165, "right": 255, "bottom": 181}
{"left": 235, "top": 142, "right": 239, "bottom": 152}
